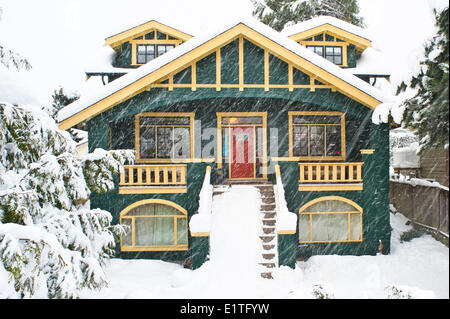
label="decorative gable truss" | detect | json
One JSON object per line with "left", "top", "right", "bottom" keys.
{"left": 58, "top": 21, "right": 385, "bottom": 131}
{"left": 105, "top": 20, "right": 193, "bottom": 66}
{"left": 151, "top": 36, "right": 334, "bottom": 92}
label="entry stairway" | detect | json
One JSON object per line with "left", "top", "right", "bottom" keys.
{"left": 213, "top": 180, "right": 278, "bottom": 279}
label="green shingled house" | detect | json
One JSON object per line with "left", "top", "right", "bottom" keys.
{"left": 57, "top": 16, "right": 392, "bottom": 273}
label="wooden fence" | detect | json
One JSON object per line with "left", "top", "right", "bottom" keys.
{"left": 390, "top": 178, "right": 449, "bottom": 240}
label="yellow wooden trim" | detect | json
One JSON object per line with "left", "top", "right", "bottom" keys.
{"left": 288, "top": 24, "right": 372, "bottom": 52}
{"left": 298, "top": 196, "right": 363, "bottom": 244}
{"left": 134, "top": 112, "right": 195, "bottom": 162}
{"left": 60, "top": 23, "right": 381, "bottom": 130}
{"left": 360, "top": 149, "right": 375, "bottom": 154}
{"left": 299, "top": 239, "right": 362, "bottom": 244}
{"left": 298, "top": 184, "right": 363, "bottom": 191}
{"left": 216, "top": 112, "right": 268, "bottom": 179}
{"left": 135, "top": 158, "right": 214, "bottom": 164}
{"left": 300, "top": 40, "right": 349, "bottom": 47}
{"left": 119, "top": 187, "right": 187, "bottom": 194}
{"left": 120, "top": 245, "right": 188, "bottom": 252}
{"left": 299, "top": 196, "right": 362, "bottom": 214}
{"left": 105, "top": 20, "right": 192, "bottom": 49}
{"left": 264, "top": 49, "right": 269, "bottom": 91}
{"left": 190, "top": 232, "right": 210, "bottom": 237}
{"left": 239, "top": 37, "right": 244, "bottom": 91}
{"left": 216, "top": 49, "right": 221, "bottom": 91}
{"left": 288, "top": 63, "right": 294, "bottom": 92}
{"left": 277, "top": 230, "right": 296, "bottom": 235}
{"left": 120, "top": 199, "right": 187, "bottom": 217}
{"left": 191, "top": 62, "right": 197, "bottom": 91}
{"left": 288, "top": 111, "right": 346, "bottom": 160}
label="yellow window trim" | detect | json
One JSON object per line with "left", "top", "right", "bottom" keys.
{"left": 288, "top": 111, "right": 346, "bottom": 160}
{"left": 190, "top": 232, "right": 210, "bottom": 237}
{"left": 298, "top": 196, "right": 363, "bottom": 244}
{"left": 301, "top": 40, "right": 349, "bottom": 67}
{"left": 216, "top": 112, "right": 268, "bottom": 179}
{"left": 299, "top": 195, "right": 362, "bottom": 213}
{"left": 118, "top": 187, "right": 187, "bottom": 194}
{"left": 298, "top": 184, "right": 363, "bottom": 191}
{"left": 360, "top": 149, "right": 375, "bottom": 154}
{"left": 134, "top": 112, "right": 195, "bottom": 162}
{"left": 119, "top": 199, "right": 188, "bottom": 251}
{"left": 105, "top": 20, "right": 193, "bottom": 49}
{"left": 288, "top": 24, "right": 372, "bottom": 53}
{"left": 59, "top": 23, "right": 382, "bottom": 131}
{"left": 119, "top": 199, "right": 187, "bottom": 217}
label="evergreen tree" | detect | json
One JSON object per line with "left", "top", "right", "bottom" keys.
{"left": 397, "top": 7, "right": 449, "bottom": 154}
{"left": 0, "top": 7, "right": 32, "bottom": 71}
{"left": 252, "top": 0, "right": 364, "bottom": 31}
{"left": 0, "top": 101, "right": 134, "bottom": 298}
{"left": 46, "top": 87, "right": 83, "bottom": 143}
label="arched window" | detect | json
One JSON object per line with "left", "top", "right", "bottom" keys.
{"left": 120, "top": 199, "right": 188, "bottom": 251}
{"left": 298, "top": 196, "right": 362, "bottom": 243}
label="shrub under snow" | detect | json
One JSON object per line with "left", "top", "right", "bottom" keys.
{"left": 0, "top": 101, "right": 134, "bottom": 298}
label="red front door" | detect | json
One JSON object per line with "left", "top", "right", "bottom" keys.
{"left": 230, "top": 126, "right": 254, "bottom": 178}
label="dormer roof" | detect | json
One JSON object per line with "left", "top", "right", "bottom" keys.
{"left": 59, "top": 17, "right": 391, "bottom": 130}
{"left": 282, "top": 16, "right": 372, "bottom": 53}
{"left": 104, "top": 20, "right": 193, "bottom": 50}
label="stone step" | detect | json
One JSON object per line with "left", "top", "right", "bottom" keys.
{"left": 262, "top": 253, "right": 276, "bottom": 260}
{"left": 263, "top": 219, "right": 276, "bottom": 227}
{"left": 263, "top": 212, "right": 276, "bottom": 219}
{"left": 261, "top": 196, "right": 275, "bottom": 204}
{"left": 261, "top": 272, "right": 273, "bottom": 279}
{"left": 261, "top": 204, "right": 276, "bottom": 211}
{"left": 260, "top": 235, "right": 275, "bottom": 243}
{"left": 262, "top": 227, "right": 275, "bottom": 235}
{"left": 259, "top": 262, "right": 276, "bottom": 268}
{"left": 263, "top": 244, "right": 275, "bottom": 250}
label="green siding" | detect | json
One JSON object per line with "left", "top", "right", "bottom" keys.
{"left": 86, "top": 40, "right": 390, "bottom": 267}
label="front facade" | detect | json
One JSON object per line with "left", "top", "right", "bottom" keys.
{"left": 59, "top": 17, "right": 391, "bottom": 269}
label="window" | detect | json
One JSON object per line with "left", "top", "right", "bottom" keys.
{"left": 307, "top": 45, "right": 343, "bottom": 65}
{"left": 299, "top": 196, "right": 362, "bottom": 243}
{"left": 136, "top": 44, "right": 175, "bottom": 64}
{"left": 289, "top": 111, "right": 345, "bottom": 159}
{"left": 136, "top": 113, "right": 194, "bottom": 161}
{"left": 120, "top": 200, "right": 188, "bottom": 251}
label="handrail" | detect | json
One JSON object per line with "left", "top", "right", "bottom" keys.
{"left": 120, "top": 164, "right": 187, "bottom": 186}
{"left": 299, "top": 162, "right": 363, "bottom": 184}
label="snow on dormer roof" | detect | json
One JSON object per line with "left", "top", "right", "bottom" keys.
{"left": 58, "top": 16, "right": 391, "bottom": 130}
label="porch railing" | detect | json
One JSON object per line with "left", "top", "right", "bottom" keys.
{"left": 299, "top": 162, "right": 363, "bottom": 184}
{"left": 119, "top": 164, "right": 187, "bottom": 187}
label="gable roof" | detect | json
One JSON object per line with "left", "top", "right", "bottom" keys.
{"left": 281, "top": 16, "right": 372, "bottom": 53}
{"left": 58, "top": 17, "right": 390, "bottom": 130}
{"left": 104, "top": 20, "right": 193, "bottom": 49}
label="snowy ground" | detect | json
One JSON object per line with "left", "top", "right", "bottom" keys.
{"left": 80, "top": 186, "right": 449, "bottom": 299}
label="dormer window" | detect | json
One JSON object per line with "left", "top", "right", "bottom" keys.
{"left": 307, "top": 45, "right": 343, "bottom": 65}
{"left": 137, "top": 44, "right": 175, "bottom": 64}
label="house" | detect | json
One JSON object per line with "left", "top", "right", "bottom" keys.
{"left": 57, "top": 16, "right": 392, "bottom": 273}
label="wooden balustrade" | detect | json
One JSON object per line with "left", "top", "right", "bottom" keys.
{"left": 119, "top": 165, "right": 187, "bottom": 192}
{"left": 298, "top": 162, "right": 363, "bottom": 191}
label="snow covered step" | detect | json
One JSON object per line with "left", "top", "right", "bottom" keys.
{"left": 261, "top": 204, "right": 276, "bottom": 211}
{"left": 262, "top": 253, "right": 276, "bottom": 260}
{"left": 262, "top": 227, "right": 275, "bottom": 235}
{"left": 262, "top": 212, "right": 276, "bottom": 219}
{"left": 261, "top": 196, "right": 275, "bottom": 204}
{"left": 262, "top": 219, "right": 276, "bottom": 227}
{"left": 259, "top": 235, "right": 275, "bottom": 243}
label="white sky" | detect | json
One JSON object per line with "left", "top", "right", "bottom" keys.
{"left": 0, "top": 0, "right": 447, "bottom": 106}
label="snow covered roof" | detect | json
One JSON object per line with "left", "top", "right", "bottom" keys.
{"left": 104, "top": 20, "right": 193, "bottom": 49}
{"left": 57, "top": 16, "right": 392, "bottom": 130}
{"left": 344, "top": 47, "right": 392, "bottom": 77}
{"left": 282, "top": 16, "right": 370, "bottom": 41}
{"left": 281, "top": 16, "right": 372, "bottom": 52}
